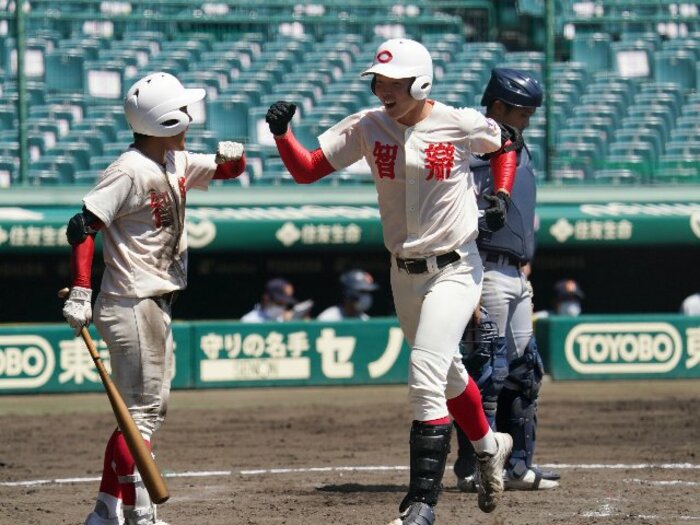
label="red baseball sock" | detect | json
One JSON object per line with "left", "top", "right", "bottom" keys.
{"left": 446, "top": 377, "right": 490, "bottom": 441}
{"left": 423, "top": 416, "right": 451, "bottom": 425}
{"left": 113, "top": 431, "right": 151, "bottom": 506}
{"left": 98, "top": 429, "right": 121, "bottom": 498}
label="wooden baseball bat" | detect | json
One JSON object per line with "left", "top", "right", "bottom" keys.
{"left": 58, "top": 288, "right": 170, "bottom": 504}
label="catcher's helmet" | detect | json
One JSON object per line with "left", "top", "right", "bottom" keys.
{"left": 340, "top": 269, "right": 378, "bottom": 299}
{"left": 124, "top": 72, "right": 205, "bottom": 137}
{"left": 461, "top": 306, "right": 499, "bottom": 356}
{"left": 480, "top": 68, "right": 543, "bottom": 108}
{"left": 362, "top": 38, "right": 433, "bottom": 100}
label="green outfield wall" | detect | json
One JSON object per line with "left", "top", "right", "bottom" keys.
{"left": 1, "top": 316, "right": 698, "bottom": 395}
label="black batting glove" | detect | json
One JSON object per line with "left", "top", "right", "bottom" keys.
{"left": 266, "top": 101, "right": 296, "bottom": 136}
{"left": 483, "top": 191, "right": 509, "bottom": 231}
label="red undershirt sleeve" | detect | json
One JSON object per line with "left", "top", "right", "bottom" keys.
{"left": 274, "top": 131, "right": 336, "bottom": 183}
{"left": 489, "top": 142, "right": 516, "bottom": 195}
{"left": 71, "top": 233, "right": 97, "bottom": 289}
{"left": 214, "top": 154, "right": 247, "bottom": 180}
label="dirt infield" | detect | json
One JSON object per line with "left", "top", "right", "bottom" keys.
{"left": 1, "top": 379, "right": 698, "bottom": 525}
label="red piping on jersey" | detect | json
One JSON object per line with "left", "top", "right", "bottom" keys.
{"left": 214, "top": 154, "right": 246, "bottom": 179}
{"left": 274, "top": 131, "right": 335, "bottom": 183}
{"left": 490, "top": 141, "right": 516, "bottom": 195}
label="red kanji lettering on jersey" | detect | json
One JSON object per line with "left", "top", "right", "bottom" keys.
{"left": 425, "top": 142, "right": 456, "bottom": 181}
{"left": 178, "top": 176, "right": 187, "bottom": 205}
{"left": 149, "top": 190, "right": 173, "bottom": 228}
{"left": 373, "top": 141, "right": 398, "bottom": 180}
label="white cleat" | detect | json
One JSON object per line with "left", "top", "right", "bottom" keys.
{"left": 84, "top": 511, "right": 123, "bottom": 525}
{"left": 476, "top": 432, "right": 513, "bottom": 513}
{"left": 504, "top": 468, "right": 560, "bottom": 490}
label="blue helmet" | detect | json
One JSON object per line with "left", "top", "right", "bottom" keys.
{"left": 340, "top": 269, "right": 378, "bottom": 299}
{"left": 480, "top": 68, "right": 543, "bottom": 108}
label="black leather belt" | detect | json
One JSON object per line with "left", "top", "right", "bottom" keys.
{"left": 484, "top": 252, "right": 524, "bottom": 267}
{"left": 396, "top": 251, "right": 460, "bottom": 274}
{"left": 151, "top": 291, "right": 179, "bottom": 308}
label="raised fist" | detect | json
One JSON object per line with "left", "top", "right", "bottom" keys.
{"left": 266, "top": 101, "right": 296, "bottom": 136}
{"left": 215, "top": 141, "right": 244, "bottom": 164}
{"left": 484, "top": 191, "right": 509, "bottom": 231}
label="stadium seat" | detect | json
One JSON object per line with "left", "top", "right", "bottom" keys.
{"left": 571, "top": 32, "right": 612, "bottom": 73}
{"left": 654, "top": 154, "right": 700, "bottom": 183}
{"left": 72, "top": 118, "right": 118, "bottom": 143}
{"left": 613, "top": 128, "right": 664, "bottom": 161}
{"left": 73, "top": 169, "right": 101, "bottom": 185}
{"left": 45, "top": 49, "right": 85, "bottom": 92}
{"left": 0, "top": 105, "right": 15, "bottom": 129}
{"left": 654, "top": 50, "right": 696, "bottom": 92}
{"left": 47, "top": 142, "right": 91, "bottom": 170}
{"left": 83, "top": 60, "right": 125, "bottom": 101}
{"left": 610, "top": 40, "right": 655, "bottom": 79}
{"left": 592, "top": 169, "right": 641, "bottom": 185}
{"left": 29, "top": 155, "right": 75, "bottom": 183}
{"left": 89, "top": 155, "right": 115, "bottom": 172}
{"left": 608, "top": 141, "right": 656, "bottom": 168}
{"left": 601, "top": 154, "right": 652, "bottom": 182}
{"left": 665, "top": 141, "right": 700, "bottom": 157}
{"left": 557, "top": 129, "right": 607, "bottom": 159}
{"left": 633, "top": 92, "right": 682, "bottom": 120}
{"left": 65, "top": 129, "right": 104, "bottom": 156}
{"left": 206, "top": 95, "right": 251, "bottom": 142}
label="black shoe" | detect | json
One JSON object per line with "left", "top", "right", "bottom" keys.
{"left": 391, "top": 502, "right": 435, "bottom": 525}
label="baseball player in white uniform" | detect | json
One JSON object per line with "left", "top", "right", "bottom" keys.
{"left": 265, "top": 38, "right": 517, "bottom": 525}
{"left": 62, "top": 72, "right": 245, "bottom": 525}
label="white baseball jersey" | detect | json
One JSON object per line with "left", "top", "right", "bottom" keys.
{"left": 318, "top": 101, "right": 501, "bottom": 259}
{"left": 84, "top": 147, "right": 218, "bottom": 298}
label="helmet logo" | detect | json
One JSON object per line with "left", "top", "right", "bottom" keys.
{"left": 377, "top": 50, "right": 393, "bottom": 63}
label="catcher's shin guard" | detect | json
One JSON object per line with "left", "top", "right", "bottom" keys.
{"left": 399, "top": 421, "right": 452, "bottom": 512}
{"left": 497, "top": 337, "right": 543, "bottom": 477}
{"left": 498, "top": 387, "right": 537, "bottom": 477}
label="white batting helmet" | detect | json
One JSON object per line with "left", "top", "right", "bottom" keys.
{"left": 124, "top": 72, "right": 205, "bottom": 137}
{"left": 361, "top": 38, "right": 433, "bottom": 100}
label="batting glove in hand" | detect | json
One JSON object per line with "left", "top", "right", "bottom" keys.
{"left": 215, "top": 141, "right": 244, "bottom": 164}
{"left": 266, "top": 101, "right": 296, "bottom": 136}
{"left": 62, "top": 286, "right": 92, "bottom": 336}
{"left": 484, "top": 191, "right": 509, "bottom": 231}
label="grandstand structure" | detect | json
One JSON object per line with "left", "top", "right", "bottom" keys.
{"left": 0, "top": 0, "right": 699, "bottom": 187}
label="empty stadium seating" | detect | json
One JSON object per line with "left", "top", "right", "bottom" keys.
{"left": 1, "top": 1, "right": 699, "bottom": 186}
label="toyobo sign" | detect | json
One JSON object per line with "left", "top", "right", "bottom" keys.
{"left": 537, "top": 316, "right": 700, "bottom": 380}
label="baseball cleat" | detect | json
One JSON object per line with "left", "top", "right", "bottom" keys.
{"left": 504, "top": 468, "right": 559, "bottom": 490}
{"left": 476, "top": 432, "right": 513, "bottom": 513}
{"left": 83, "top": 511, "right": 123, "bottom": 525}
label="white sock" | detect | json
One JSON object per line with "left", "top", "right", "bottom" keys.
{"left": 471, "top": 428, "right": 497, "bottom": 457}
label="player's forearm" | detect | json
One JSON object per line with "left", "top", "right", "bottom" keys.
{"left": 214, "top": 153, "right": 246, "bottom": 179}
{"left": 274, "top": 131, "right": 335, "bottom": 184}
{"left": 71, "top": 234, "right": 96, "bottom": 288}
{"left": 490, "top": 146, "right": 516, "bottom": 195}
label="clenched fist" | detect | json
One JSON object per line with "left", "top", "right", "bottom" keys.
{"left": 215, "top": 141, "right": 244, "bottom": 164}
{"left": 484, "top": 191, "right": 509, "bottom": 231}
{"left": 266, "top": 101, "right": 296, "bottom": 136}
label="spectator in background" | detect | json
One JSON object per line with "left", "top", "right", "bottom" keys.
{"left": 241, "top": 277, "right": 313, "bottom": 322}
{"left": 534, "top": 279, "right": 584, "bottom": 320}
{"left": 317, "top": 269, "right": 379, "bottom": 321}
{"left": 680, "top": 291, "right": 700, "bottom": 315}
